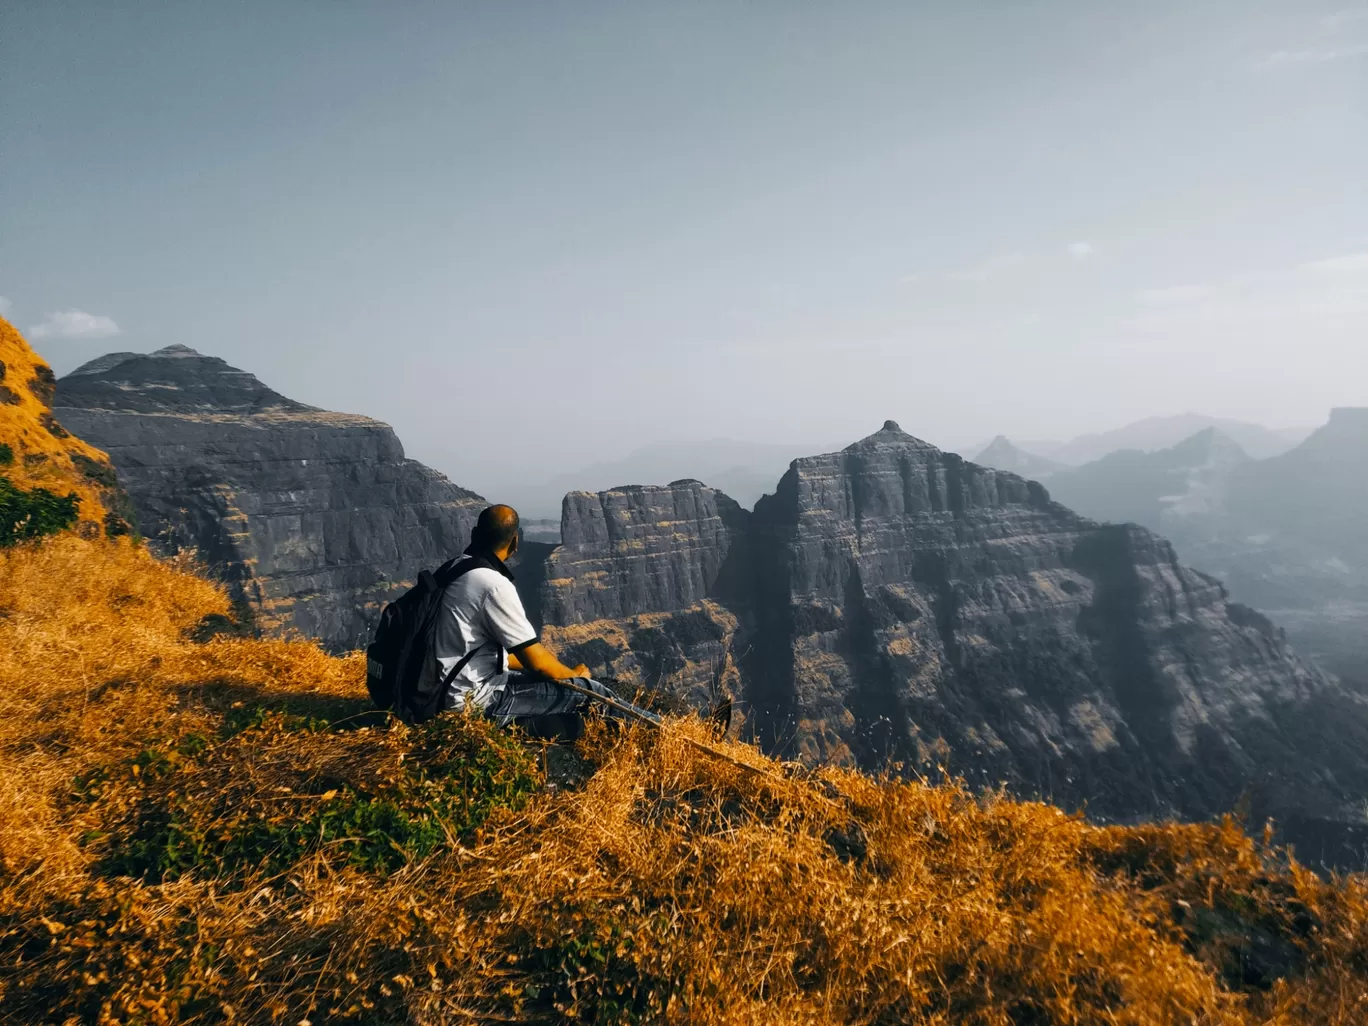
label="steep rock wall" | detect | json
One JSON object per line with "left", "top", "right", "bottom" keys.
{"left": 537, "top": 481, "right": 747, "bottom": 714}
{"left": 54, "top": 346, "right": 484, "bottom": 650}
{"left": 540, "top": 421, "right": 1368, "bottom": 843}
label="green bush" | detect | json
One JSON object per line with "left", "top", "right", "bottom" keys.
{"left": 0, "top": 474, "right": 79, "bottom": 546}
{"left": 93, "top": 711, "right": 543, "bottom": 882}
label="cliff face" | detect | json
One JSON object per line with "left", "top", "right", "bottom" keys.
{"left": 542, "top": 482, "right": 748, "bottom": 624}
{"left": 539, "top": 421, "right": 1368, "bottom": 843}
{"left": 54, "top": 346, "right": 485, "bottom": 650}
{"left": 537, "top": 482, "right": 748, "bottom": 714}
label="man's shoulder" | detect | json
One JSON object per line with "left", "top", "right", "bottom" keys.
{"left": 448, "top": 565, "right": 514, "bottom": 596}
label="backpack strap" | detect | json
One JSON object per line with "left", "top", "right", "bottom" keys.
{"left": 428, "top": 551, "right": 511, "bottom": 703}
{"left": 438, "top": 642, "right": 487, "bottom": 695}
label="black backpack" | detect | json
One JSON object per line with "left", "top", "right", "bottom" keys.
{"left": 365, "top": 553, "right": 502, "bottom": 724}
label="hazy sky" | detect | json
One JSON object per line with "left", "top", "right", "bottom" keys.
{"left": 2, "top": 1, "right": 1365, "bottom": 493}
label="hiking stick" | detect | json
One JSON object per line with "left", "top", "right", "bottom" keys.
{"left": 553, "top": 676, "right": 663, "bottom": 725}
{"left": 554, "top": 677, "right": 785, "bottom": 782}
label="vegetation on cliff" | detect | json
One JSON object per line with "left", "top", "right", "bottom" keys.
{"left": 2, "top": 539, "right": 1368, "bottom": 1024}
{"left": 2, "top": 322, "right": 1367, "bottom": 1024}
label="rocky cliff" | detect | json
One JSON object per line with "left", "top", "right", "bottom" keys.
{"left": 53, "top": 346, "right": 485, "bottom": 650}
{"left": 537, "top": 421, "right": 1368, "bottom": 854}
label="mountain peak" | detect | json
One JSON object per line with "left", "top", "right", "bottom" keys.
{"left": 846, "top": 420, "right": 937, "bottom": 452}
{"left": 1168, "top": 427, "right": 1250, "bottom": 465}
{"left": 973, "top": 435, "right": 1063, "bottom": 479}
{"left": 55, "top": 347, "right": 318, "bottom": 416}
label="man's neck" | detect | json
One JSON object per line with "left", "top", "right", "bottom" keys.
{"left": 462, "top": 543, "right": 516, "bottom": 579}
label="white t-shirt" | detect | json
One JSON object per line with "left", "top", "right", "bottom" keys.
{"left": 430, "top": 565, "right": 538, "bottom": 712}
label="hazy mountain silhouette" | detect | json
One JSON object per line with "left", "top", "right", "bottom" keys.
{"left": 1046, "top": 428, "right": 1251, "bottom": 530}
{"left": 1043, "top": 414, "right": 1310, "bottom": 465}
{"left": 972, "top": 436, "right": 1067, "bottom": 480}
{"left": 1040, "top": 411, "right": 1368, "bottom": 680}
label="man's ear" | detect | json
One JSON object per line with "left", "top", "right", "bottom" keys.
{"left": 508, "top": 534, "right": 520, "bottom": 558}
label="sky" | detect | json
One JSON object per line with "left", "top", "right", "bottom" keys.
{"left": 2, "top": 1, "right": 1365, "bottom": 495}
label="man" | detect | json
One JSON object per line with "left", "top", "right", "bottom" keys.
{"left": 430, "top": 503, "right": 622, "bottom": 726}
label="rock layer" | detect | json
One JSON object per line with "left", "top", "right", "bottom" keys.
{"left": 54, "top": 346, "right": 484, "bottom": 650}
{"left": 538, "top": 421, "right": 1368, "bottom": 850}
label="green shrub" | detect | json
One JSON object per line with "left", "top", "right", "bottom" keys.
{"left": 0, "top": 474, "right": 79, "bottom": 546}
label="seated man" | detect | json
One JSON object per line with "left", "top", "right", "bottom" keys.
{"left": 431, "top": 503, "right": 622, "bottom": 727}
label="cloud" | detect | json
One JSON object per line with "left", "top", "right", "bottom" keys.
{"left": 1302, "top": 251, "right": 1368, "bottom": 274}
{"left": 0, "top": 296, "right": 11, "bottom": 318}
{"left": 29, "top": 309, "right": 122, "bottom": 340}
{"left": 1065, "top": 241, "right": 1093, "bottom": 260}
{"left": 1259, "top": 43, "right": 1368, "bottom": 68}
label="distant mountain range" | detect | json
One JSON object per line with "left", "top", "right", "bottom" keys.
{"left": 1045, "top": 427, "right": 1252, "bottom": 528}
{"left": 970, "top": 413, "right": 1312, "bottom": 471}
{"left": 1034, "top": 411, "right": 1368, "bottom": 682}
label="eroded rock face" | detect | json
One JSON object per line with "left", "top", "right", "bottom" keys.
{"left": 539, "top": 421, "right": 1368, "bottom": 847}
{"left": 54, "top": 346, "right": 485, "bottom": 650}
{"left": 543, "top": 482, "right": 748, "bottom": 624}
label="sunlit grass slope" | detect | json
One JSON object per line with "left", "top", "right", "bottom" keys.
{"left": 1, "top": 322, "right": 1366, "bottom": 1024}
{"left": 0, "top": 316, "right": 126, "bottom": 531}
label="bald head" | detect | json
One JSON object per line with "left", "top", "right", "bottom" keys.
{"left": 471, "top": 504, "right": 520, "bottom": 556}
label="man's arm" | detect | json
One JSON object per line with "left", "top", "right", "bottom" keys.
{"left": 509, "top": 641, "right": 589, "bottom": 681}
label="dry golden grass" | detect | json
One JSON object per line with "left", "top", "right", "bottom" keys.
{"left": 1, "top": 533, "right": 1367, "bottom": 1025}
{"left": 3, "top": 319, "right": 1367, "bottom": 1024}
{"left": 0, "top": 317, "right": 115, "bottom": 526}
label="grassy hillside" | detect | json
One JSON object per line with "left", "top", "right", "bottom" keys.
{"left": 2, "top": 324, "right": 1367, "bottom": 1024}
{"left": 0, "top": 316, "right": 133, "bottom": 541}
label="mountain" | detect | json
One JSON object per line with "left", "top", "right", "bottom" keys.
{"left": 1047, "top": 414, "right": 1310, "bottom": 465}
{"left": 501, "top": 438, "right": 831, "bottom": 518}
{"left": 1039, "top": 414, "right": 1368, "bottom": 681}
{"left": 972, "top": 435, "right": 1066, "bottom": 480}
{"left": 1185, "top": 408, "right": 1368, "bottom": 681}
{"left": 1046, "top": 427, "right": 1252, "bottom": 531}
{"left": 529, "top": 421, "right": 1368, "bottom": 852}
{"left": 53, "top": 345, "right": 485, "bottom": 650}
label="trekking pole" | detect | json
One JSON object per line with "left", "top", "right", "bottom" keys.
{"left": 553, "top": 677, "right": 663, "bottom": 727}
{"left": 554, "top": 678, "right": 791, "bottom": 783}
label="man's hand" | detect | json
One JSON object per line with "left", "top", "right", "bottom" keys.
{"left": 569, "top": 664, "right": 591, "bottom": 679}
